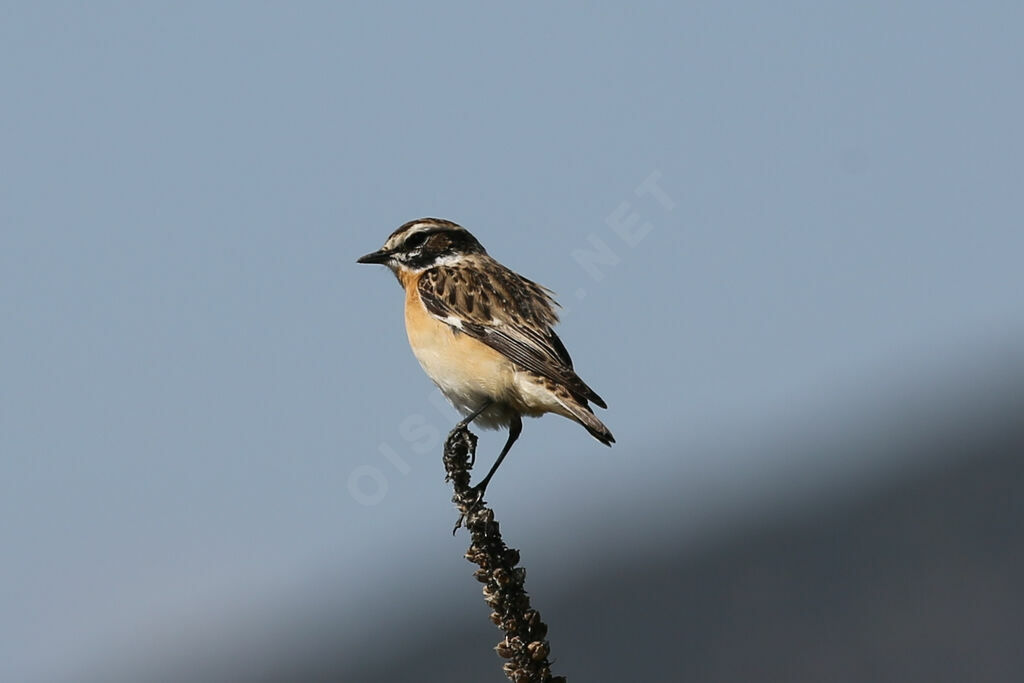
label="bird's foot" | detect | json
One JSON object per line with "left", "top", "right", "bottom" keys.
{"left": 451, "top": 420, "right": 477, "bottom": 467}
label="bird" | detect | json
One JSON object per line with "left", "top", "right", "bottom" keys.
{"left": 357, "top": 218, "right": 613, "bottom": 497}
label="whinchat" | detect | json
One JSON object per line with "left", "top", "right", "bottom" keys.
{"left": 358, "top": 218, "right": 614, "bottom": 495}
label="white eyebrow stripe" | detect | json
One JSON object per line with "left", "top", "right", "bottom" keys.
{"left": 385, "top": 222, "right": 456, "bottom": 250}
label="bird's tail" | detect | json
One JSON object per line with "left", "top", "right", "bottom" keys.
{"left": 565, "top": 402, "right": 615, "bottom": 446}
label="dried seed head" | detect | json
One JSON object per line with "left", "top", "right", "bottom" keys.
{"left": 443, "top": 423, "right": 562, "bottom": 681}
{"left": 495, "top": 638, "right": 514, "bottom": 659}
{"left": 527, "top": 640, "right": 550, "bottom": 662}
{"left": 492, "top": 567, "right": 511, "bottom": 586}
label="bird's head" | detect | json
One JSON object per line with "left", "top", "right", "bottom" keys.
{"left": 357, "top": 218, "right": 487, "bottom": 275}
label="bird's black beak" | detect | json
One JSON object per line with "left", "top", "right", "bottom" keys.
{"left": 357, "top": 249, "right": 392, "bottom": 265}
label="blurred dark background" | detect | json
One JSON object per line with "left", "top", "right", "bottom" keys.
{"left": 83, "top": 345, "right": 1024, "bottom": 682}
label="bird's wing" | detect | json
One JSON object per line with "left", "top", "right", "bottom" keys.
{"left": 418, "top": 261, "right": 607, "bottom": 409}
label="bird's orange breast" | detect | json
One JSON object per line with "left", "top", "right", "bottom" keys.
{"left": 401, "top": 272, "right": 516, "bottom": 407}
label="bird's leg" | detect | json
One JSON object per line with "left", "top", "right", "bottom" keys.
{"left": 453, "top": 415, "right": 523, "bottom": 533}
{"left": 455, "top": 400, "right": 492, "bottom": 432}
{"left": 469, "top": 414, "right": 523, "bottom": 507}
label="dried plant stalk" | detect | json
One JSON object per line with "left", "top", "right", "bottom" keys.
{"left": 443, "top": 426, "right": 565, "bottom": 683}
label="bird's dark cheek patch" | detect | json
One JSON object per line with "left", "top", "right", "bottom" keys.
{"left": 426, "top": 233, "right": 451, "bottom": 251}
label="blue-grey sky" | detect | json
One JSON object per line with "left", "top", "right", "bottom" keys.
{"left": 2, "top": 3, "right": 1022, "bottom": 681}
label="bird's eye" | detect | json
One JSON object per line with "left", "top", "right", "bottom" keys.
{"left": 404, "top": 232, "right": 429, "bottom": 250}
